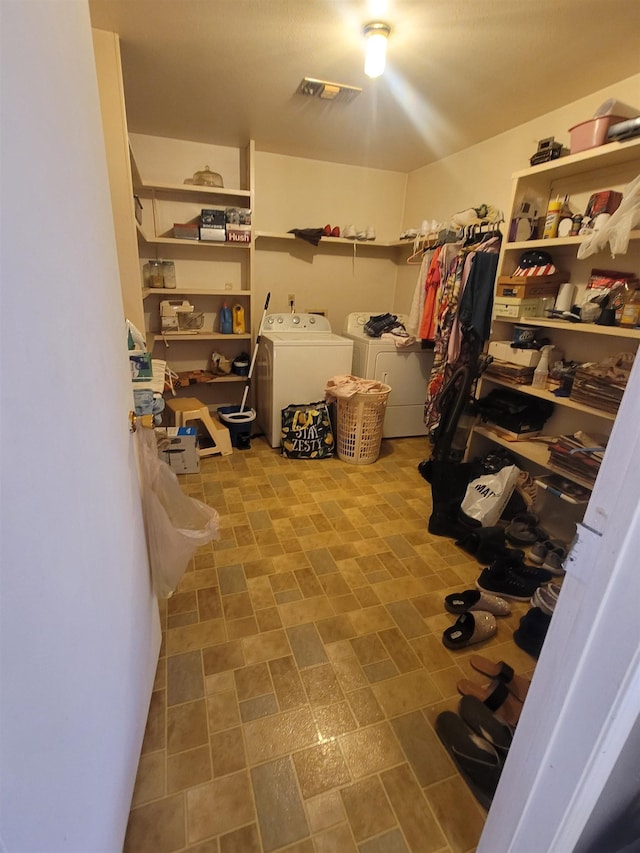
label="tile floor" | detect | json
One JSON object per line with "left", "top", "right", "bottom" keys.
{"left": 124, "top": 436, "right": 536, "bottom": 853}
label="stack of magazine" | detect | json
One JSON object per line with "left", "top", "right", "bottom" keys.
{"left": 547, "top": 434, "right": 606, "bottom": 486}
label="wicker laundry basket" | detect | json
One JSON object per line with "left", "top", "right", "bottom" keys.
{"left": 336, "top": 382, "right": 391, "bottom": 465}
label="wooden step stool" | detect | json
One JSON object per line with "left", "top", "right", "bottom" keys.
{"left": 166, "top": 397, "right": 233, "bottom": 457}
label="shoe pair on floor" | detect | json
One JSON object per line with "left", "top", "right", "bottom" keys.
{"left": 514, "top": 607, "right": 553, "bottom": 659}
{"left": 456, "top": 655, "right": 530, "bottom": 728}
{"left": 436, "top": 694, "right": 513, "bottom": 810}
{"left": 441, "top": 589, "right": 510, "bottom": 650}
{"left": 477, "top": 554, "right": 553, "bottom": 602}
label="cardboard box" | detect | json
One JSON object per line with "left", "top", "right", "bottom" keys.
{"left": 200, "top": 209, "right": 226, "bottom": 227}
{"left": 493, "top": 297, "right": 546, "bottom": 319}
{"left": 496, "top": 281, "right": 561, "bottom": 299}
{"left": 226, "top": 228, "right": 251, "bottom": 244}
{"left": 199, "top": 226, "right": 226, "bottom": 242}
{"left": 488, "top": 341, "right": 542, "bottom": 367}
{"left": 156, "top": 426, "right": 200, "bottom": 474}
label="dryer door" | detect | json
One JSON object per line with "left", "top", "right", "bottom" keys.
{"left": 374, "top": 349, "right": 433, "bottom": 437}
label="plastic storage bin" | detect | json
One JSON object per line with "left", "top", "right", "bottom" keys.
{"left": 569, "top": 116, "right": 625, "bottom": 153}
{"left": 336, "top": 383, "right": 391, "bottom": 465}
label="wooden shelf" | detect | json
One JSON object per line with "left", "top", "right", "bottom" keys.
{"left": 491, "top": 316, "right": 640, "bottom": 339}
{"left": 142, "top": 288, "right": 251, "bottom": 300}
{"left": 148, "top": 332, "right": 251, "bottom": 347}
{"left": 133, "top": 179, "right": 251, "bottom": 204}
{"left": 140, "top": 234, "right": 251, "bottom": 249}
{"left": 481, "top": 376, "right": 617, "bottom": 421}
{"left": 504, "top": 230, "right": 640, "bottom": 252}
{"left": 472, "top": 425, "right": 596, "bottom": 491}
{"left": 255, "top": 231, "right": 405, "bottom": 249}
{"left": 512, "top": 136, "right": 640, "bottom": 182}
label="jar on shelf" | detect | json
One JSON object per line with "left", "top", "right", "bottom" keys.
{"left": 144, "top": 259, "right": 164, "bottom": 288}
{"left": 161, "top": 260, "right": 176, "bottom": 289}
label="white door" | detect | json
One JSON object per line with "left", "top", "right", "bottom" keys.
{"left": 1, "top": 4, "right": 160, "bottom": 851}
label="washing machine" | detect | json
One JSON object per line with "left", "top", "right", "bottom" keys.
{"left": 256, "top": 313, "right": 354, "bottom": 448}
{"left": 342, "top": 312, "right": 434, "bottom": 437}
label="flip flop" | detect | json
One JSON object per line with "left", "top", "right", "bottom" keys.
{"left": 442, "top": 611, "right": 497, "bottom": 650}
{"left": 458, "top": 695, "right": 513, "bottom": 760}
{"left": 469, "top": 655, "right": 531, "bottom": 702}
{"left": 444, "top": 589, "right": 511, "bottom": 617}
{"left": 435, "top": 710, "right": 503, "bottom": 810}
{"left": 456, "top": 677, "right": 523, "bottom": 727}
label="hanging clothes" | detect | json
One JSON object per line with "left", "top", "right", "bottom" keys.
{"left": 419, "top": 246, "right": 444, "bottom": 342}
{"left": 407, "top": 250, "right": 431, "bottom": 337}
{"left": 423, "top": 233, "right": 501, "bottom": 433}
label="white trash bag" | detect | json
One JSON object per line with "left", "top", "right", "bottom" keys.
{"left": 137, "top": 428, "right": 219, "bottom": 598}
{"left": 461, "top": 464, "right": 520, "bottom": 528}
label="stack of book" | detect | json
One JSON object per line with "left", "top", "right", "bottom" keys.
{"left": 570, "top": 354, "right": 634, "bottom": 414}
{"left": 547, "top": 435, "right": 605, "bottom": 486}
{"left": 485, "top": 360, "right": 535, "bottom": 384}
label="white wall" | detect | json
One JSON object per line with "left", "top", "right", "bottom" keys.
{"left": 0, "top": 3, "right": 160, "bottom": 851}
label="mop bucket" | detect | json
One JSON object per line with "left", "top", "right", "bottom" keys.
{"left": 336, "top": 382, "right": 391, "bottom": 464}
{"left": 217, "top": 406, "right": 256, "bottom": 449}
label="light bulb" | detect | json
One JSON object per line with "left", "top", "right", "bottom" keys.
{"left": 364, "top": 22, "right": 390, "bottom": 79}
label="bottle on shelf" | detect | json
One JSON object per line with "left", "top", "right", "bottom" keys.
{"left": 220, "top": 302, "right": 233, "bottom": 334}
{"left": 531, "top": 345, "right": 554, "bottom": 389}
{"left": 232, "top": 303, "right": 245, "bottom": 334}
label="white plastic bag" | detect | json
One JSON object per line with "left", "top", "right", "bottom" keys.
{"left": 461, "top": 464, "right": 520, "bottom": 527}
{"left": 577, "top": 173, "right": 640, "bottom": 259}
{"left": 137, "top": 428, "right": 219, "bottom": 598}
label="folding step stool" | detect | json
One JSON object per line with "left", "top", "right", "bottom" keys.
{"left": 166, "top": 397, "right": 233, "bottom": 457}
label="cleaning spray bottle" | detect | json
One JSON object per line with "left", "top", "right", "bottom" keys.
{"left": 532, "top": 345, "right": 554, "bottom": 389}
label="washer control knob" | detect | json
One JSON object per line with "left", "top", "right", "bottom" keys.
{"left": 309, "top": 315, "right": 316, "bottom": 324}
{"left": 292, "top": 315, "right": 300, "bottom": 324}
{"left": 276, "top": 316, "right": 284, "bottom": 324}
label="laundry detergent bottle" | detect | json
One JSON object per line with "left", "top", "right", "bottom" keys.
{"left": 220, "top": 302, "right": 233, "bottom": 334}
{"left": 232, "top": 304, "right": 245, "bottom": 334}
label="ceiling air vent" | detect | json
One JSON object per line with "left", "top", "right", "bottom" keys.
{"left": 297, "top": 77, "right": 362, "bottom": 103}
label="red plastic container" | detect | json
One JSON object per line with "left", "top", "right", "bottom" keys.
{"left": 569, "top": 116, "right": 625, "bottom": 153}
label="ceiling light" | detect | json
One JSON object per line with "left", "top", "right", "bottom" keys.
{"left": 363, "top": 22, "right": 390, "bottom": 78}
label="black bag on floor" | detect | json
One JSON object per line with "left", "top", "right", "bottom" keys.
{"left": 280, "top": 402, "right": 335, "bottom": 458}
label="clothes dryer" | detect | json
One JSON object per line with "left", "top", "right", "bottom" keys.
{"left": 255, "top": 313, "right": 354, "bottom": 448}
{"left": 342, "top": 312, "right": 434, "bottom": 437}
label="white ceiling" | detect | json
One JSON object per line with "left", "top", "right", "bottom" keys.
{"left": 88, "top": 0, "right": 640, "bottom": 173}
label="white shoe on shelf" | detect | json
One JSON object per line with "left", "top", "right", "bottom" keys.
{"left": 343, "top": 224, "right": 356, "bottom": 239}
{"left": 366, "top": 226, "right": 376, "bottom": 240}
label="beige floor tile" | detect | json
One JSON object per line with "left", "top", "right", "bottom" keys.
{"left": 381, "top": 763, "right": 447, "bottom": 851}
{"left": 278, "top": 596, "right": 335, "bottom": 627}
{"left": 372, "top": 671, "right": 441, "bottom": 717}
{"left": 242, "top": 628, "right": 291, "bottom": 664}
{"left": 206, "top": 691, "right": 241, "bottom": 733}
{"left": 205, "top": 671, "right": 235, "bottom": 695}
{"left": 202, "top": 640, "right": 245, "bottom": 675}
{"left": 124, "top": 794, "right": 185, "bottom": 853}
{"left": 167, "top": 651, "right": 205, "bottom": 706}
{"left": 292, "top": 740, "right": 351, "bottom": 798}
{"left": 348, "top": 605, "right": 396, "bottom": 636}
{"left": 313, "top": 700, "right": 357, "bottom": 740}
{"left": 251, "top": 756, "right": 310, "bottom": 852}
{"left": 167, "top": 744, "right": 211, "bottom": 793}
{"left": 287, "top": 622, "right": 329, "bottom": 669}
{"left": 340, "top": 776, "right": 397, "bottom": 842}
{"left": 315, "top": 614, "right": 357, "bottom": 644}
{"left": 219, "top": 823, "right": 261, "bottom": 853}
{"left": 240, "top": 693, "right": 279, "bottom": 721}
{"left": 345, "top": 687, "right": 385, "bottom": 727}
{"left": 377, "top": 627, "right": 422, "bottom": 673}
{"left": 424, "top": 775, "right": 485, "bottom": 853}
{"left": 390, "top": 711, "right": 455, "bottom": 787}
{"left": 197, "top": 587, "right": 223, "bottom": 621}
{"left": 332, "top": 656, "right": 370, "bottom": 692}
{"left": 234, "top": 661, "right": 272, "bottom": 701}
{"left": 210, "top": 727, "right": 246, "bottom": 777}
{"left": 314, "top": 822, "right": 358, "bottom": 853}
{"left": 130, "top": 751, "right": 165, "bottom": 807}
{"left": 358, "top": 828, "right": 410, "bottom": 853}
{"left": 350, "top": 633, "right": 389, "bottom": 666}
{"left": 300, "top": 663, "right": 344, "bottom": 708}
{"left": 305, "top": 790, "right": 347, "bottom": 833}
{"left": 167, "top": 619, "right": 227, "bottom": 656}
{"left": 167, "top": 699, "right": 209, "bottom": 754}
{"left": 269, "top": 655, "right": 308, "bottom": 711}
{"left": 339, "top": 721, "right": 404, "bottom": 778}
{"left": 141, "top": 690, "right": 166, "bottom": 754}
{"left": 244, "top": 706, "right": 318, "bottom": 764}
{"left": 186, "top": 771, "right": 254, "bottom": 844}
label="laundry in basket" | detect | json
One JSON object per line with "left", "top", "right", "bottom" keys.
{"left": 325, "top": 375, "right": 391, "bottom": 465}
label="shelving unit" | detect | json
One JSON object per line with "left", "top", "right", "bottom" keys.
{"left": 467, "top": 138, "right": 640, "bottom": 539}
{"left": 131, "top": 141, "right": 255, "bottom": 408}
{"left": 255, "top": 231, "right": 408, "bottom": 249}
